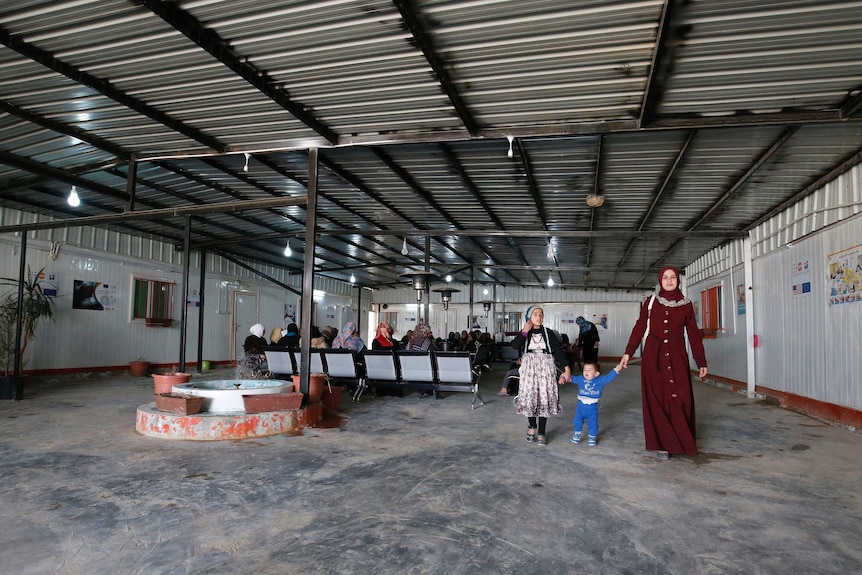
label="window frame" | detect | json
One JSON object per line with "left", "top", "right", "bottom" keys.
{"left": 132, "top": 276, "right": 175, "bottom": 323}
{"left": 700, "top": 284, "right": 722, "bottom": 338}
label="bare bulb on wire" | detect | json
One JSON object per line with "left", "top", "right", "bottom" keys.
{"left": 67, "top": 185, "right": 81, "bottom": 207}
{"left": 507, "top": 135, "right": 514, "bottom": 159}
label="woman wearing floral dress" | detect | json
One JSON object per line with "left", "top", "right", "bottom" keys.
{"left": 511, "top": 306, "right": 571, "bottom": 446}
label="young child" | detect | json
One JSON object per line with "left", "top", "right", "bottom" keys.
{"left": 570, "top": 361, "right": 622, "bottom": 446}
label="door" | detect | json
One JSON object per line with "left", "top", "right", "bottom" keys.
{"left": 232, "top": 290, "right": 259, "bottom": 359}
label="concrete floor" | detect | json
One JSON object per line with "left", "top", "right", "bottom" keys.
{"left": 1, "top": 364, "right": 860, "bottom": 575}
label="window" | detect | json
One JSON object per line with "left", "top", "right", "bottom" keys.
{"left": 380, "top": 311, "right": 399, "bottom": 334}
{"left": 133, "top": 277, "right": 175, "bottom": 322}
{"left": 700, "top": 285, "right": 722, "bottom": 338}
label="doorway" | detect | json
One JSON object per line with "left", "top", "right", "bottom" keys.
{"left": 231, "top": 290, "right": 259, "bottom": 359}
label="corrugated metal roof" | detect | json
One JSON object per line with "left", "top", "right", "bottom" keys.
{"left": 1, "top": 0, "right": 861, "bottom": 291}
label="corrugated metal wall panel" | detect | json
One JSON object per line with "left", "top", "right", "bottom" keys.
{"left": 751, "top": 163, "right": 862, "bottom": 259}
{"left": 688, "top": 267, "right": 749, "bottom": 383}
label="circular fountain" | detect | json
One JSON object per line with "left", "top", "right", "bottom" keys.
{"left": 171, "top": 379, "right": 291, "bottom": 412}
{"left": 136, "top": 378, "right": 322, "bottom": 441}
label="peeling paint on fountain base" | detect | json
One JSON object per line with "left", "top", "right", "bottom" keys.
{"left": 135, "top": 400, "right": 323, "bottom": 440}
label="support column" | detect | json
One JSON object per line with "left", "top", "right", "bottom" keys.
{"left": 744, "top": 235, "right": 756, "bottom": 398}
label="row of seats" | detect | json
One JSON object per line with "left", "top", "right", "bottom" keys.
{"left": 264, "top": 348, "right": 485, "bottom": 410}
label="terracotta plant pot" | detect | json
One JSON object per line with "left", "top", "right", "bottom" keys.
{"left": 292, "top": 373, "right": 326, "bottom": 403}
{"left": 154, "top": 393, "right": 204, "bottom": 415}
{"left": 152, "top": 372, "right": 192, "bottom": 395}
{"left": 321, "top": 385, "right": 343, "bottom": 413}
{"left": 242, "top": 392, "right": 303, "bottom": 413}
{"left": 129, "top": 361, "right": 150, "bottom": 377}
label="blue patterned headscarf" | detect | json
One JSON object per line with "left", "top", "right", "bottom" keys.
{"left": 332, "top": 321, "right": 365, "bottom": 351}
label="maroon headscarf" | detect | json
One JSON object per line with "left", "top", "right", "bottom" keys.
{"left": 658, "top": 265, "right": 685, "bottom": 302}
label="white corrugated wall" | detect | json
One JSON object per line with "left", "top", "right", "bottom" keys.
{"left": 687, "top": 162, "right": 862, "bottom": 411}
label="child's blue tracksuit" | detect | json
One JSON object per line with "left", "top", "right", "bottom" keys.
{"left": 571, "top": 370, "right": 619, "bottom": 438}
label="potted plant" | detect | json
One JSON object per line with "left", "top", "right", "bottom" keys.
{"left": 0, "top": 267, "right": 56, "bottom": 400}
{"left": 152, "top": 370, "right": 192, "bottom": 394}
{"left": 129, "top": 358, "right": 150, "bottom": 377}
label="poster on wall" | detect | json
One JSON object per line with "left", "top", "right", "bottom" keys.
{"left": 35, "top": 270, "right": 60, "bottom": 298}
{"left": 187, "top": 288, "right": 200, "bottom": 307}
{"left": 736, "top": 284, "right": 746, "bottom": 315}
{"left": 827, "top": 244, "right": 862, "bottom": 306}
{"left": 323, "top": 304, "right": 337, "bottom": 324}
{"left": 72, "top": 280, "right": 117, "bottom": 310}
{"left": 791, "top": 259, "right": 812, "bottom": 297}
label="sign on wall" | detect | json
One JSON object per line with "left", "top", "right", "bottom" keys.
{"left": 73, "top": 280, "right": 117, "bottom": 310}
{"left": 827, "top": 244, "right": 862, "bottom": 306}
{"left": 791, "top": 259, "right": 812, "bottom": 298}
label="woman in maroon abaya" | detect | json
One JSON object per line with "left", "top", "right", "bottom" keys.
{"left": 620, "top": 266, "right": 708, "bottom": 458}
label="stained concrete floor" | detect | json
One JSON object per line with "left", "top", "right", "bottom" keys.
{"left": 1, "top": 363, "right": 861, "bottom": 575}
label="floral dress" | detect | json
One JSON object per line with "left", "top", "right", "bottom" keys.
{"left": 514, "top": 328, "right": 563, "bottom": 418}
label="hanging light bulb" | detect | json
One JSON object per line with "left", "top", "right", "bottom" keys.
{"left": 283, "top": 239, "right": 292, "bottom": 257}
{"left": 350, "top": 274, "right": 356, "bottom": 284}
{"left": 445, "top": 274, "right": 452, "bottom": 283}
{"left": 547, "top": 276, "right": 555, "bottom": 287}
{"left": 67, "top": 185, "right": 81, "bottom": 207}
{"left": 507, "top": 135, "right": 514, "bottom": 159}
{"left": 401, "top": 237, "right": 409, "bottom": 256}
{"left": 243, "top": 152, "right": 250, "bottom": 172}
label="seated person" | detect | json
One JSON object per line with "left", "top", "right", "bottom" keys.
{"left": 243, "top": 323, "right": 268, "bottom": 357}
{"left": 242, "top": 323, "right": 269, "bottom": 376}
{"left": 472, "top": 332, "right": 494, "bottom": 373}
{"left": 406, "top": 324, "right": 436, "bottom": 351}
{"left": 277, "top": 323, "right": 300, "bottom": 348}
{"left": 269, "top": 326, "right": 284, "bottom": 346}
{"left": 372, "top": 321, "right": 400, "bottom": 350}
{"left": 331, "top": 321, "right": 366, "bottom": 351}
{"left": 309, "top": 325, "right": 329, "bottom": 348}
{"left": 498, "top": 357, "right": 522, "bottom": 396}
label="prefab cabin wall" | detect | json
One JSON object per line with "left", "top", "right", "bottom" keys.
{"left": 687, "top": 162, "right": 862, "bottom": 412}
{"left": 0, "top": 220, "right": 359, "bottom": 372}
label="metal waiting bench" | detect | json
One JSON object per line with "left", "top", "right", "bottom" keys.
{"left": 357, "top": 349, "right": 484, "bottom": 409}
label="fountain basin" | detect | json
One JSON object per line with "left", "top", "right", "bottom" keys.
{"left": 172, "top": 379, "right": 291, "bottom": 413}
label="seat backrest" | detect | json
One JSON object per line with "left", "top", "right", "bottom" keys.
{"left": 362, "top": 350, "right": 399, "bottom": 382}
{"left": 293, "top": 348, "right": 325, "bottom": 374}
{"left": 434, "top": 351, "right": 474, "bottom": 384}
{"left": 264, "top": 350, "right": 295, "bottom": 375}
{"left": 322, "top": 349, "right": 358, "bottom": 378}
{"left": 396, "top": 350, "right": 435, "bottom": 383}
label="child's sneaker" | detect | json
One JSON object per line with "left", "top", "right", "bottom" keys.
{"left": 571, "top": 432, "right": 581, "bottom": 444}
{"left": 587, "top": 435, "right": 597, "bottom": 446}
